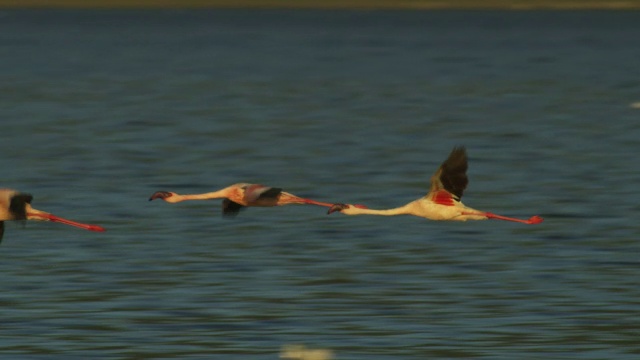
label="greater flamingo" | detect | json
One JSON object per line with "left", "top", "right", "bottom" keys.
{"left": 149, "top": 183, "right": 359, "bottom": 217}
{"left": 0, "top": 189, "right": 106, "bottom": 243}
{"left": 328, "top": 146, "right": 543, "bottom": 224}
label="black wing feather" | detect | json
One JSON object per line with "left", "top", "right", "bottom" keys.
{"left": 439, "top": 146, "right": 469, "bottom": 200}
{"left": 0, "top": 222, "right": 4, "bottom": 244}
{"left": 257, "top": 187, "right": 282, "bottom": 200}
{"left": 222, "top": 199, "right": 245, "bottom": 217}
{"left": 9, "top": 193, "right": 32, "bottom": 221}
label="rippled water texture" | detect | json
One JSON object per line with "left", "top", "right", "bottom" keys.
{"left": 1, "top": 9, "right": 639, "bottom": 359}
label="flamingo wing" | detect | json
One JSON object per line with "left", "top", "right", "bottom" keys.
{"left": 222, "top": 199, "right": 245, "bottom": 217}
{"left": 427, "top": 146, "right": 469, "bottom": 205}
{"left": 9, "top": 193, "right": 32, "bottom": 220}
{"left": 243, "top": 185, "right": 282, "bottom": 205}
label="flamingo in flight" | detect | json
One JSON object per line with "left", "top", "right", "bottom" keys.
{"left": 149, "top": 183, "right": 362, "bottom": 217}
{"left": 0, "top": 189, "right": 106, "bottom": 243}
{"left": 328, "top": 146, "right": 543, "bottom": 224}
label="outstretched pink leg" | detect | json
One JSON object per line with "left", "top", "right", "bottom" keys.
{"left": 28, "top": 212, "right": 106, "bottom": 232}
{"left": 485, "top": 212, "right": 543, "bottom": 224}
{"left": 463, "top": 211, "right": 543, "bottom": 224}
{"left": 301, "top": 198, "right": 335, "bottom": 207}
{"left": 300, "top": 198, "right": 367, "bottom": 209}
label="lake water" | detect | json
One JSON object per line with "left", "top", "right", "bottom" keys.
{"left": 0, "top": 9, "right": 639, "bottom": 359}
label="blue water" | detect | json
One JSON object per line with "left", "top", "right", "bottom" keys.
{"left": 1, "top": 9, "right": 639, "bottom": 359}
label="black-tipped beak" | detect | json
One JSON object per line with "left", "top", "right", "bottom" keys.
{"left": 149, "top": 191, "right": 172, "bottom": 201}
{"left": 327, "top": 203, "right": 348, "bottom": 215}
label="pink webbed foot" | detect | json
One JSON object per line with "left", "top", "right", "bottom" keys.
{"left": 527, "top": 215, "right": 544, "bottom": 224}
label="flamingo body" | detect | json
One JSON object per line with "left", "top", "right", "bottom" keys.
{"left": 0, "top": 188, "right": 105, "bottom": 243}
{"left": 149, "top": 183, "right": 337, "bottom": 217}
{"left": 332, "top": 193, "right": 487, "bottom": 221}
{"left": 328, "top": 147, "right": 543, "bottom": 225}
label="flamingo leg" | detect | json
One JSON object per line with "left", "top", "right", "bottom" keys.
{"left": 28, "top": 212, "right": 106, "bottom": 232}
{"left": 485, "top": 212, "right": 543, "bottom": 224}
{"left": 301, "top": 198, "right": 369, "bottom": 209}
{"left": 463, "top": 211, "right": 543, "bottom": 224}
{"left": 301, "top": 198, "right": 335, "bottom": 207}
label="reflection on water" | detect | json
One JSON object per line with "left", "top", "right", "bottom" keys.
{"left": 1, "top": 9, "right": 639, "bottom": 359}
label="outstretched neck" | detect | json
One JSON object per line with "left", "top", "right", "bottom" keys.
{"left": 345, "top": 204, "right": 412, "bottom": 216}
{"left": 178, "top": 189, "right": 230, "bottom": 202}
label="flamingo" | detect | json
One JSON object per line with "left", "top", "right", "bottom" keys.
{"left": 149, "top": 183, "right": 362, "bottom": 217}
{"left": 0, "top": 189, "right": 106, "bottom": 243}
{"left": 328, "top": 146, "right": 543, "bottom": 224}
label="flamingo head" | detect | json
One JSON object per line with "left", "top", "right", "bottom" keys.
{"left": 149, "top": 191, "right": 176, "bottom": 202}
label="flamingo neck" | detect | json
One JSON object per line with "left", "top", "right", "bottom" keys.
{"left": 179, "top": 189, "right": 230, "bottom": 202}
{"left": 346, "top": 204, "right": 411, "bottom": 216}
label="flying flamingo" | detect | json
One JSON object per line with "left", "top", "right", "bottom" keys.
{"left": 328, "top": 146, "right": 543, "bottom": 224}
{"left": 149, "top": 183, "right": 363, "bottom": 217}
{"left": 0, "top": 189, "right": 106, "bottom": 243}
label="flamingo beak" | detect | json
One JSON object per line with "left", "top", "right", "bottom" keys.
{"left": 327, "top": 203, "right": 349, "bottom": 214}
{"left": 149, "top": 191, "right": 173, "bottom": 201}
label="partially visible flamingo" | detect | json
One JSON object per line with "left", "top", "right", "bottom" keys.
{"left": 149, "top": 183, "right": 362, "bottom": 217}
{"left": 0, "top": 189, "right": 106, "bottom": 243}
{"left": 328, "top": 146, "right": 543, "bottom": 224}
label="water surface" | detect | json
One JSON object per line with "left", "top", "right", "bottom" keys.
{"left": 0, "top": 9, "right": 639, "bottom": 359}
